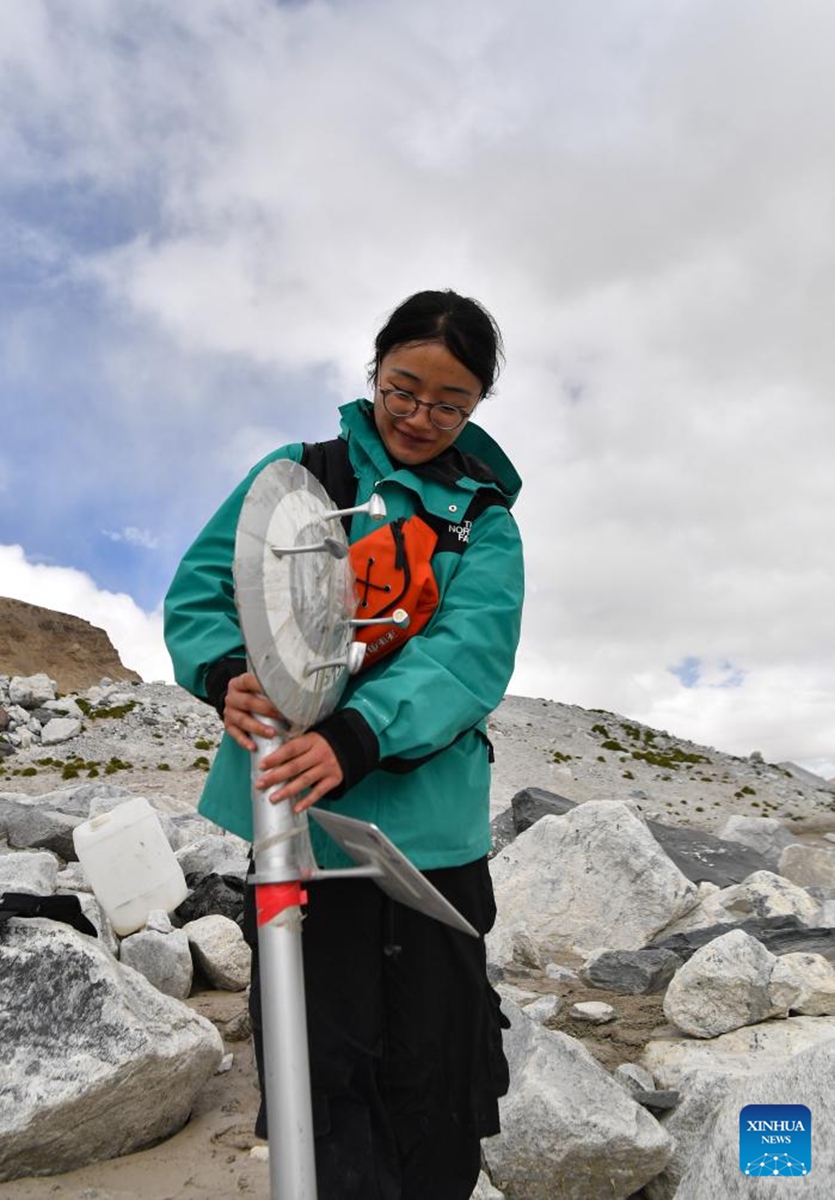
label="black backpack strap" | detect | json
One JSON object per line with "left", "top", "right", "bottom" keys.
{"left": 301, "top": 438, "right": 358, "bottom": 536}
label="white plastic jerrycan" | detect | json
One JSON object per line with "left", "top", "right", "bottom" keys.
{"left": 73, "top": 797, "right": 188, "bottom": 936}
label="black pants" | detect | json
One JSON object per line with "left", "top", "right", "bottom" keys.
{"left": 243, "top": 857, "right": 509, "bottom": 1200}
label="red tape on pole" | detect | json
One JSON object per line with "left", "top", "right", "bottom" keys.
{"left": 256, "top": 881, "right": 308, "bottom": 927}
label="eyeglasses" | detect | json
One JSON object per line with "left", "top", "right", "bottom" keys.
{"left": 379, "top": 388, "right": 473, "bottom": 431}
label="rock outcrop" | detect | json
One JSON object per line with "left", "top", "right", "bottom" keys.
{"left": 0, "top": 598, "right": 141, "bottom": 693}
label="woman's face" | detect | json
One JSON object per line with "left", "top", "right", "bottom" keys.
{"left": 373, "top": 341, "right": 482, "bottom": 466}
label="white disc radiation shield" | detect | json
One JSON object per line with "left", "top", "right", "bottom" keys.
{"left": 233, "top": 458, "right": 358, "bottom": 732}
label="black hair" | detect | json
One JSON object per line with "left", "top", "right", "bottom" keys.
{"left": 369, "top": 289, "right": 504, "bottom": 398}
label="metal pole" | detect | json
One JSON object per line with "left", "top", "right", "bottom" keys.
{"left": 250, "top": 712, "right": 318, "bottom": 1200}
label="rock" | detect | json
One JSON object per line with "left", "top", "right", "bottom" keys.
{"left": 2, "top": 804, "right": 84, "bottom": 861}
{"left": 641, "top": 1016, "right": 835, "bottom": 1200}
{"left": 674, "top": 1040, "right": 834, "bottom": 1197}
{"left": 9, "top": 673, "right": 57, "bottom": 708}
{"left": 0, "top": 917, "right": 222, "bottom": 1181}
{"left": 0, "top": 599, "right": 140, "bottom": 693}
{"left": 581, "top": 947, "right": 681, "bottom": 994}
{"left": 778, "top": 843, "right": 835, "bottom": 891}
{"left": 0, "top": 848, "right": 60, "bottom": 895}
{"left": 651, "top": 914, "right": 835, "bottom": 965}
{"left": 662, "top": 929, "right": 789, "bottom": 1038}
{"left": 120, "top": 926, "right": 194, "bottom": 1000}
{"left": 175, "top": 834, "right": 250, "bottom": 881}
{"left": 471, "top": 1171, "right": 506, "bottom": 1199}
{"left": 508, "top": 787, "right": 772, "bottom": 886}
{"left": 522, "top": 995, "right": 561, "bottom": 1024}
{"left": 55, "top": 861, "right": 93, "bottom": 892}
{"left": 770, "top": 952, "right": 835, "bottom": 1015}
{"left": 632, "top": 1090, "right": 679, "bottom": 1112}
{"left": 482, "top": 1001, "right": 672, "bottom": 1200}
{"left": 719, "top": 815, "right": 796, "bottom": 865}
{"left": 656, "top": 871, "right": 821, "bottom": 939}
{"left": 544, "top": 962, "right": 577, "bottom": 983}
{"left": 613, "top": 1062, "right": 655, "bottom": 1096}
{"left": 39, "top": 717, "right": 83, "bottom": 746}
{"left": 570, "top": 1001, "right": 616, "bottom": 1023}
{"left": 175, "top": 872, "right": 246, "bottom": 926}
{"left": 184, "top": 913, "right": 251, "bottom": 990}
{"left": 511, "top": 787, "right": 576, "bottom": 830}
{"left": 488, "top": 802, "right": 698, "bottom": 965}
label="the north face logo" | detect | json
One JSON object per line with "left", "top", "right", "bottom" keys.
{"left": 447, "top": 519, "right": 472, "bottom": 543}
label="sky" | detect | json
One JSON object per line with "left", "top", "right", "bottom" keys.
{"left": 2, "top": 0, "right": 834, "bottom": 778}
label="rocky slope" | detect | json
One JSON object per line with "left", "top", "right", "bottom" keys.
{"left": 0, "top": 597, "right": 140, "bottom": 693}
{"left": 2, "top": 679, "right": 834, "bottom": 840}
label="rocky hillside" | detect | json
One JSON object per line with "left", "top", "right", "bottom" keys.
{"left": 0, "top": 598, "right": 141, "bottom": 693}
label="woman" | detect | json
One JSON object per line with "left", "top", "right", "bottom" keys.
{"left": 164, "top": 290, "right": 524, "bottom": 1199}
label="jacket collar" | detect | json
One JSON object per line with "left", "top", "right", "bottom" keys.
{"left": 338, "top": 399, "right": 522, "bottom": 509}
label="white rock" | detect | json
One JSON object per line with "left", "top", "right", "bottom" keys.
{"left": 483, "top": 1001, "right": 672, "bottom": 1200}
{"left": 488, "top": 803, "right": 698, "bottom": 965}
{"left": 662, "top": 929, "right": 787, "bottom": 1038}
{"left": 471, "top": 1170, "right": 506, "bottom": 1199}
{"left": 674, "top": 1040, "right": 834, "bottom": 1197}
{"left": 184, "top": 913, "right": 251, "bottom": 990}
{"left": 719, "top": 815, "right": 796, "bottom": 864}
{"left": 613, "top": 1062, "right": 655, "bottom": 1096}
{"left": 544, "top": 962, "right": 577, "bottom": 983}
{"left": 656, "top": 870, "right": 821, "bottom": 938}
{"left": 641, "top": 1016, "right": 835, "bottom": 1200}
{"left": 570, "top": 1001, "right": 616, "bottom": 1024}
{"left": 40, "top": 718, "right": 83, "bottom": 746}
{"left": 146, "top": 908, "right": 174, "bottom": 933}
{"left": 0, "top": 849, "right": 60, "bottom": 895}
{"left": 523, "top": 995, "right": 562, "bottom": 1024}
{"left": 176, "top": 834, "right": 250, "bottom": 881}
{"left": 770, "top": 952, "right": 835, "bottom": 1016}
{"left": 778, "top": 843, "right": 835, "bottom": 891}
{"left": 0, "top": 918, "right": 222, "bottom": 1182}
{"left": 120, "top": 926, "right": 193, "bottom": 1000}
{"left": 9, "top": 674, "right": 57, "bottom": 707}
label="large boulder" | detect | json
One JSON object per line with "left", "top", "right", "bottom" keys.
{"left": 778, "top": 843, "right": 835, "bottom": 892}
{"left": 641, "top": 1016, "right": 835, "bottom": 1200}
{"left": 506, "top": 788, "right": 771, "bottom": 885}
{"left": 770, "top": 952, "right": 835, "bottom": 1016}
{"left": 0, "top": 848, "right": 60, "bottom": 895}
{"left": 719, "top": 815, "right": 796, "bottom": 866}
{"left": 675, "top": 1039, "right": 834, "bottom": 1197}
{"left": 662, "top": 930, "right": 793, "bottom": 1038}
{"left": 488, "top": 802, "right": 698, "bottom": 965}
{"left": 651, "top": 914, "right": 835, "bottom": 965}
{"left": 0, "top": 918, "right": 222, "bottom": 1181}
{"left": 482, "top": 1002, "right": 672, "bottom": 1199}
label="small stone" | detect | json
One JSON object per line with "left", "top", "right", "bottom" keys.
{"left": 146, "top": 909, "right": 174, "bottom": 933}
{"left": 570, "top": 1001, "right": 616, "bottom": 1023}
{"left": 544, "top": 962, "right": 576, "bottom": 983}
{"left": 523, "top": 995, "right": 561, "bottom": 1024}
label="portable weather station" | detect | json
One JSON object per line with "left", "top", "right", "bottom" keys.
{"left": 233, "top": 459, "right": 478, "bottom": 1200}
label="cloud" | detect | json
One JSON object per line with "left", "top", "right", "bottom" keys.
{"left": 102, "top": 527, "right": 160, "bottom": 550}
{"left": 0, "top": 544, "right": 171, "bottom": 685}
{"left": 2, "top": 1, "right": 834, "bottom": 781}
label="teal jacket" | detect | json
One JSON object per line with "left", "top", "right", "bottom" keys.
{"left": 164, "top": 399, "right": 524, "bottom": 870}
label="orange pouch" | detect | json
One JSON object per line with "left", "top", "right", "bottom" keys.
{"left": 349, "top": 516, "right": 440, "bottom": 669}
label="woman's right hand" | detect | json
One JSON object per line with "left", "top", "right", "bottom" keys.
{"left": 223, "top": 672, "right": 286, "bottom": 751}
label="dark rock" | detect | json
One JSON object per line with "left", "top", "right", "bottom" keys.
{"left": 650, "top": 915, "right": 835, "bottom": 964}
{"left": 0, "top": 707, "right": 9, "bottom": 731}
{"left": 174, "top": 873, "right": 246, "bottom": 926}
{"left": 512, "top": 787, "right": 577, "bottom": 832}
{"left": 489, "top": 807, "right": 518, "bottom": 856}
{"left": 582, "top": 948, "right": 682, "bottom": 994}
{"left": 0, "top": 742, "right": 14, "bottom": 758}
{"left": 633, "top": 1089, "right": 680, "bottom": 1112}
{"left": 645, "top": 823, "right": 770, "bottom": 886}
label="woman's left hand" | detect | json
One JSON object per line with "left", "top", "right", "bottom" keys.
{"left": 257, "top": 732, "right": 343, "bottom": 813}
